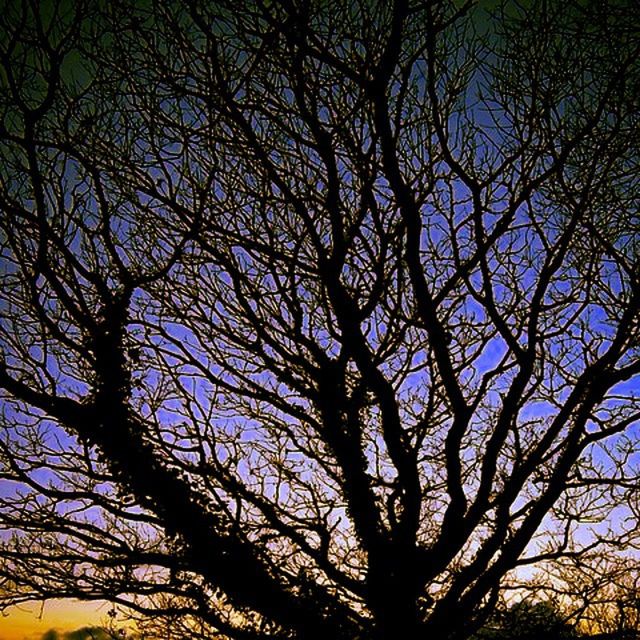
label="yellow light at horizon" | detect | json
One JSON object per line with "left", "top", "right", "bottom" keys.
{"left": 0, "top": 599, "right": 107, "bottom": 640}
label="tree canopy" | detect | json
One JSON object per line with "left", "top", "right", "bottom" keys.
{"left": 0, "top": 1, "right": 639, "bottom": 639}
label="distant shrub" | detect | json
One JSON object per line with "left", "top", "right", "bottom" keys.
{"left": 476, "top": 600, "right": 578, "bottom": 640}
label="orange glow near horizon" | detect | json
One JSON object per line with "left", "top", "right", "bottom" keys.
{"left": 0, "top": 599, "right": 107, "bottom": 640}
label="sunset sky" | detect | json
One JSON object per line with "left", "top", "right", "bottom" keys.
{"left": 0, "top": 600, "right": 106, "bottom": 640}
{"left": 0, "top": 0, "right": 638, "bottom": 639}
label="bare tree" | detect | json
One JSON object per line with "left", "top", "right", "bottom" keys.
{"left": 0, "top": 1, "right": 638, "bottom": 639}
{"left": 523, "top": 554, "right": 640, "bottom": 639}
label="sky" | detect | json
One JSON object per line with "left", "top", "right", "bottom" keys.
{"left": 0, "top": 0, "right": 638, "bottom": 638}
{"left": 0, "top": 600, "right": 107, "bottom": 640}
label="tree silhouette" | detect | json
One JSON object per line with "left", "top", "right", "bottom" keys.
{"left": 39, "top": 628, "right": 123, "bottom": 640}
{"left": 0, "top": 1, "right": 638, "bottom": 639}
{"left": 545, "top": 555, "right": 640, "bottom": 640}
{"left": 475, "top": 599, "right": 578, "bottom": 640}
